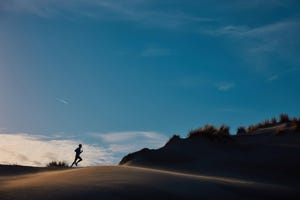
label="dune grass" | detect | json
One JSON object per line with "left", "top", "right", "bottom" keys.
{"left": 46, "top": 161, "right": 69, "bottom": 168}
{"left": 239, "top": 114, "right": 300, "bottom": 134}
{"left": 188, "top": 124, "right": 232, "bottom": 140}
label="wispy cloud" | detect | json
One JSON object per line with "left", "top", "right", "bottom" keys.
{"left": 204, "top": 25, "right": 249, "bottom": 37}
{"left": 266, "top": 75, "right": 279, "bottom": 82}
{"left": 56, "top": 97, "right": 69, "bottom": 105}
{"left": 0, "top": 0, "right": 61, "bottom": 18}
{"left": 92, "top": 131, "right": 168, "bottom": 157}
{"left": 0, "top": 131, "right": 168, "bottom": 166}
{"left": 95, "top": 131, "right": 166, "bottom": 143}
{"left": 0, "top": 0, "right": 215, "bottom": 29}
{"left": 215, "top": 82, "right": 235, "bottom": 91}
{"left": 176, "top": 76, "right": 237, "bottom": 92}
{"left": 228, "top": 0, "right": 293, "bottom": 10}
{"left": 0, "top": 133, "right": 114, "bottom": 166}
{"left": 203, "top": 19, "right": 300, "bottom": 71}
{"left": 205, "top": 20, "right": 300, "bottom": 44}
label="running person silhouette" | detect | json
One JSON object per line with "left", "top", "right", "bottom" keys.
{"left": 71, "top": 144, "right": 83, "bottom": 167}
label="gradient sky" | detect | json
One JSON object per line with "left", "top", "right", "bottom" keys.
{"left": 1, "top": 0, "right": 300, "bottom": 166}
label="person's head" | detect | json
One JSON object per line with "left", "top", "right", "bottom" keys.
{"left": 79, "top": 144, "right": 82, "bottom": 148}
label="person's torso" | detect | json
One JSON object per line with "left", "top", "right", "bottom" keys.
{"left": 75, "top": 147, "right": 81, "bottom": 155}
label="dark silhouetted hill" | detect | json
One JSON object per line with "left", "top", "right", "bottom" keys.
{"left": 119, "top": 122, "right": 300, "bottom": 186}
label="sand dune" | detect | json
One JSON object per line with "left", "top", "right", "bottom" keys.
{"left": 120, "top": 131, "right": 300, "bottom": 187}
{"left": 0, "top": 166, "right": 298, "bottom": 200}
{"left": 1, "top": 126, "right": 299, "bottom": 199}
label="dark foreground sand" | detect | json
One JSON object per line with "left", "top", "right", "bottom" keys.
{"left": 0, "top": 166, "right": 298, "bottom": 200}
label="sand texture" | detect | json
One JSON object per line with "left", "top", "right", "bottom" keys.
{"left": 0, "top": 165, "right": 299, "bottom": 200}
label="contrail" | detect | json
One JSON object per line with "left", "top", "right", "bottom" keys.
{"left": 56, "top": 98, "right": 69, "bottom": 105}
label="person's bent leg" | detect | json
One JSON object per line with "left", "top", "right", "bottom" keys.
{"left": 71, "top": 157, "right": 78, "bottom": 167}
{"left": 75, "top": 156, "right": 82, "bottom": 165}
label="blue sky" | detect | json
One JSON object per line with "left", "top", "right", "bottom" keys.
{"left": 1, "top": 0, "right": 300, "bottom": 166}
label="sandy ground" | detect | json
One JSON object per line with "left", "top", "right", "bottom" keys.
{"left": 0, "top": 165, "right": 298, "bottom": 200}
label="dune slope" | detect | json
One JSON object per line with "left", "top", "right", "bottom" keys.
{"left": 0, "top": 166, "right": 298, "bottom": 200}
{"left": 120, "top": 132, "right": 300, "bottom": 186}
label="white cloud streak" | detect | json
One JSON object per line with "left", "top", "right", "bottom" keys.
{"left": 92, "top": 131, "right": 168, "bottom": 157}
{"left": 215, "top": 82, "right": 235, "bottom": 91}
{"left": 228, "top": 0, "right": 294, "bottom": 10}
{"left": 0, "top": 131, "right": 168, "bottom": 167}
{"left": 0, "top": 133, "right": 114, "bottom": 167}
{"left": 203, "top": 19, "right": 300, "bottom": 72}
{"left": 56, "top": 98, "right": 69, "bottom": 105}
{"left": 95, "top": 131, "right": 166, "bottom": 143}
{"left": 205, "top": 20, "right": 300, "bottom": 45}
{"left": 0, "top": 0, "right": 214, "bottom": 29}
{"left": 266, "top": 75, "right": 279, "bottom": 82}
